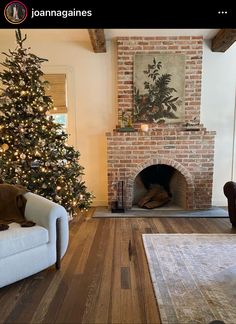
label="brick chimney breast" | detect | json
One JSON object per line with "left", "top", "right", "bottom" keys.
{"left": 106, "top": 36, "right": 215, "bottom": 210}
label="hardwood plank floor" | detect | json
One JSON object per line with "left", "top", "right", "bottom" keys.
{"left": 0, "top": 208, "right": 235, "bottom": 324}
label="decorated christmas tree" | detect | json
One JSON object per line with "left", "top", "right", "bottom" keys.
{"left": 0, "top": 30, "right": 93, "bottom": 214}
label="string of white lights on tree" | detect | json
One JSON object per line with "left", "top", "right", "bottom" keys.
{"left": 0, "top": 29, "right": 93, "bottom": 215}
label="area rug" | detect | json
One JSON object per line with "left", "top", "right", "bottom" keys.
{"left": 142, "top": 234, "right": 236, "bottom": 324}
{"left": 93, "top": 206, "right": 228, "bottom": 218}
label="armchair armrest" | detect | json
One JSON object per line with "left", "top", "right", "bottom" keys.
{"left": 24, "top": 192, "right": 69, "bottom": 258}
{"left": 223, "top": 181, "right": 236, "bottom": 227}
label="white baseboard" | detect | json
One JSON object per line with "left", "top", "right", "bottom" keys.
{"left": 92, "top": 200, "right": 108, "bottom": 207}
{"left": 212, "top": 200, "right": 227, "bottom": 207}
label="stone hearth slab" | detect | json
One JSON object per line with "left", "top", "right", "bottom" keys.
{"left": 93, "top": 206, "right": 228, "bottom": 218}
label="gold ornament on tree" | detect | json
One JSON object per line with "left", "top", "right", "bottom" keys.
{"left": 1, "top": 143, "right": 9, "bottom": 151}
{"left": 20, "top": 90, "right": 27, "bottom": 96}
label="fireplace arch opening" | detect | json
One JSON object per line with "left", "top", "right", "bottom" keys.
{"left": 133, "top": 164, "right": 187, "bottom": 209}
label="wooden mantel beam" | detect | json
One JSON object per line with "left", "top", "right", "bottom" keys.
{"left": 212, "top": 29, "right": 236, "bottom": 52}
{"left": 88, "top": 29, "right": 106, "bottom": 53}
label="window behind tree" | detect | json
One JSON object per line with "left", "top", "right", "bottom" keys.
{"left": 44, "top": 73, "right": 67, "bottom": 132}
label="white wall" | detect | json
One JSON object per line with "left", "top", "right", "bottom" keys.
{"left": 1, "top": 30, "right": 236, "bottom": 207}
{"left": 201, "top": 40, "right": 236, "bottom": 206}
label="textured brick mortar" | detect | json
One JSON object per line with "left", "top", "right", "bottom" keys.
{"left": 107, "top": 127, "right": 215, "bottom": 209}
{"left": 117, "top": 36, "right": 203, "bottom": 124}
{"left": 107, "top": 36, "right": 216, "bottom": 210}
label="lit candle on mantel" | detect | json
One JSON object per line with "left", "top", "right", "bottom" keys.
{"left": 141, "top": 124, "right": 149, "bottom": 132}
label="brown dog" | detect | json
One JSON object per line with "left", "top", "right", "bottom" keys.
{"left": 0, "top": 184, "right": 35, "bottom": 231}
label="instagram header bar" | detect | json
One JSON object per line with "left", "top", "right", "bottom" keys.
{"left": 0, "top": 0, "right": 235, "bottom": 28}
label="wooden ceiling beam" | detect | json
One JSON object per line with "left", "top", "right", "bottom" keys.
{"left": 88, "top": 29, "right": 106, "bottom": 53}
{"left": 212, "top": 29, "right": 236, "bottom": 52}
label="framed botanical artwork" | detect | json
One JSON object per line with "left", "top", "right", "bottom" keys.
{"left": 133, "top": 53, "right": 185, "bottom": 124}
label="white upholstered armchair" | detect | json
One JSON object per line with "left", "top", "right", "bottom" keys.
{"left": 0, "top": 192, "right": 69, "bottom": 288}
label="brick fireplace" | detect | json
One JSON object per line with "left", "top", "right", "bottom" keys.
{"left": 106, "top": 36, "right": 216, "bottom": 210}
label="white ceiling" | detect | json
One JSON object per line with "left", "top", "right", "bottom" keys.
{"left": 105, "top": 29, "right": 219, "bottom": 40}
{"left": 0, "top": 29, "right": 89, "bottom": 42}
{"left": 0, "top": 29, "right": 219, "bottom": 43}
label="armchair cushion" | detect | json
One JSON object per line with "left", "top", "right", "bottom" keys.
{"left": 0, "top": 222, "right": 48, "bottom": 259}
{"left": 0, "top": 192, "right": 69, "bottom": 288}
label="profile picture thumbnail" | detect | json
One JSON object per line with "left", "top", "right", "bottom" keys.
{"left": 4, "top": 1, "right": 28, "bottom": 24}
